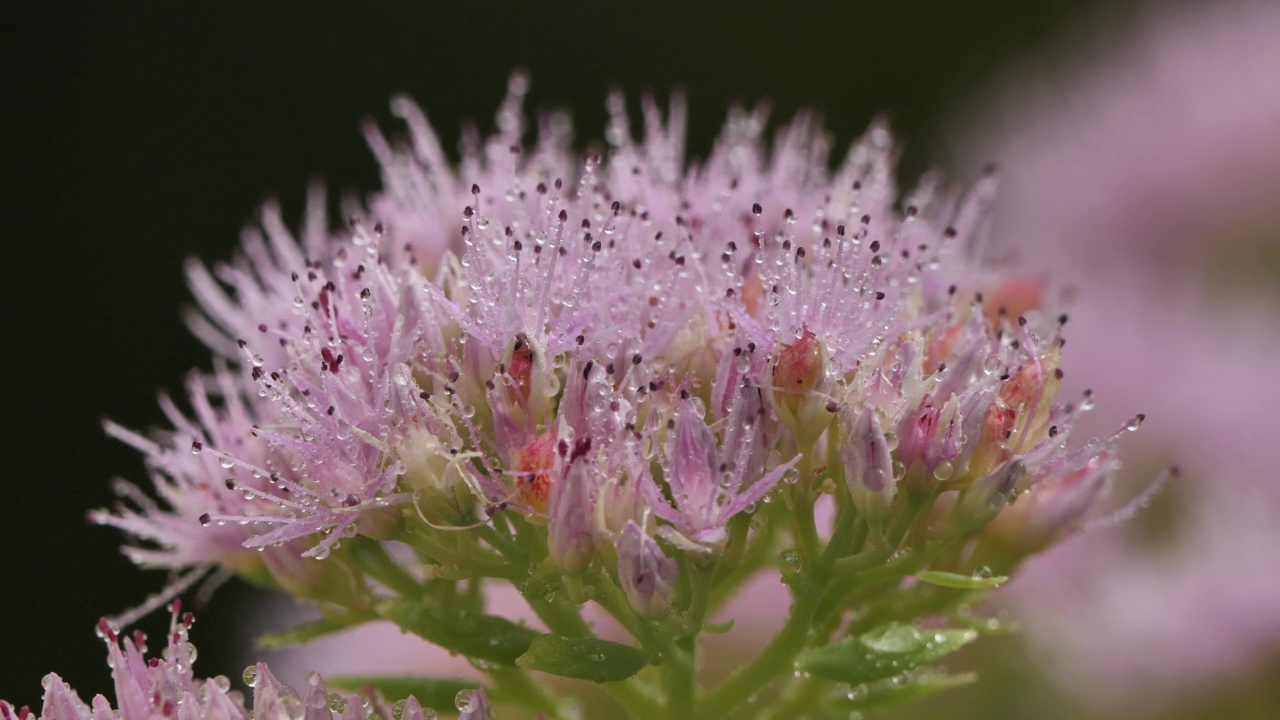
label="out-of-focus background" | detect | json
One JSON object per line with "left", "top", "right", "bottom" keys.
{"left": 5, "top": 1, "right": 1279, "bottom": 717}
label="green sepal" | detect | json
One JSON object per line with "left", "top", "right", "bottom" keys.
{"left": 515, "top": 635, "right": 648, "bottom": 683}
{"left": 254, "top": 614, "right": 364, "bottom": 650}
{"left": 798, "top": 622, "right": 978, "bottom": 684}
{"left": 325, "top": 675, "right": 477, "bottom": 709}
{"left": 915, "top": 570, "right": 1008, "bottom": 589}
{"left": 830, "top": 671, "right": 978, "bottom": 713}
{"left": 377, "top": 600, "right": 539, "bottom": 666}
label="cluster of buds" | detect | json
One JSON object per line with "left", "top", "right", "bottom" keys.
{"left": 86, "top": 77, "right": 1138, "bottom": 718}
{"left": 0, "top": 605, "right": 492, "bottom": 720}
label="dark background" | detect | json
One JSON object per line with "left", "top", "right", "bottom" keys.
{"left": 2, "top": 0, "right": 1130, "bottom": 706}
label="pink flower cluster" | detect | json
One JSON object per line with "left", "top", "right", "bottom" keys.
{"left": 94, "top": 75, "right": 1129, "bottom": 627}
{"left": 0, "top": 605, "right": 491, "bottom": 720}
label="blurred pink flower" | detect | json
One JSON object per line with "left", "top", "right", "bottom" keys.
{"left": 955, "top": 0, "right": 1280, "bottom": 709}
{"left": 0, "top": 606, "right": 489, "bottom": 720}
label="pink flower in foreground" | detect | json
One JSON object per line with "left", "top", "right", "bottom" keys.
{"left": 956, "top": 0, "right": 1280, "bottom": 709}
{"left": 0, "top": 606, "right": 491, "bottom": 720}
{"left": 96, "top": 75, "right": 1137, "bottom": 710}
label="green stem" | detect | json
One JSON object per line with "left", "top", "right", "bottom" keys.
{"left": 788, "top": 448, "right": 820, "bottom": 568}
{"left": 401, "top": 531, "right": 514, "bottom": 579}
{"left": 685, "top": 562, "right": 716, "bottom": 632}
{"left": 664, "top": 635, "right": 697, "bottom": 719}
{"left": 811, "top": 505, "right": 861, "bottom": 584}
{"left": 697, "top": 591, "right": 817, "bottom": 718}
{"left": 710, "top": 507, "right": 781, "bottom": 612}
{"left": 348, "top": 536, "right": 422, "bottom": 597}
{"left": 475, "top": 523, "right": 528, "bottom": 562}
{"left": 812, "top": 548, "right": 890, "bottom": 626}
{"left": 758, "top": 675, "right": 826, "bottom": 720}
{"left": 589, "top": 571, "right": 653, "bottom": 647}
{"left": 710, "top": 514, "right": 750, "bottom": 586}
{"left": 521, "top": 564, "right": 663, "bottom": 720}
{"left": 488, "top": 667, "right": 563, "bottom": 718}
{"left": 601, "top": 678, "right": 666, "bottom": 720}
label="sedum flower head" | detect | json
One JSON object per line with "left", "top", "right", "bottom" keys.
{"left": 102, "top": 77, "right": 1121, "bottom": 563}
{"left": 90, "top": 74, "right": 1142, "bottom": 717}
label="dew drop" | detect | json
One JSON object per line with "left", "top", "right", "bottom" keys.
{"left": 780, "top": 549, "right": 803, "bottom": 573}
{"left": 932, "top": 460, "right": 954, "bottom": 482}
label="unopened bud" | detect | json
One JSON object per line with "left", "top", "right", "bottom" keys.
{"left": 514, "top": 432, "right": 557, "bottom": 519}
{"left": 985, "top": 454, "right": 1113, "bottom": 553}
{"left": 969, "top": 350, "right": 1061, "bottom": 479}
{"left": 896, "top": 394, "right": 963, "bottom": 491}
{"left": 982, "top": 273, "right": 1047, "bottom": 328}
{"left": 768, "top": 326, "right": 831, "bottom": 443}
{"left": 840, "top": 406, "right": 895, "bottom": 524}
{"left": 617, "top": 520, "right": 678, "bottom": 616}
{"left": 948, "top": 459, "right": 1026, "bottom": 537}
{"left": 547, "top": 460, "right": 596, "bottom": 574}
{"left": 497, "top": 333, "right": 560, "bottom": 430}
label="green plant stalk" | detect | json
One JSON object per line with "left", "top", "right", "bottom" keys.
{"left": 697, "top": 589, "right": 819, "bottom": 719}
{"left": 710, "top": 506, "right": 782, "bottom": 612}
{"left": 758, "top": 675, "right": 829, "bottom": 720}
{"left": 812, "top": 503, "right": 862, "bottom": 584}
{"left": 475, "top": 523, "right": 528, "bottom": 562}
{"left": 601, "top": 678, "right": 667, "bottom": 720}
{"left": 812, "top": 547, "right": 890, "bottom": 625}
{"left": 664, "top": 634, "right": 698, "bottom": 720}
{"left": 788, "top": 447, "right": 821, "bottom": 568}
{"left": 717, "top": 514, "right": 752, "bottom": 573}
{"left": 348, "top": 536, "right": 423, "bottom": 597}
{"left": 401, "top": 529, "right": 514, "bottom": 579}
{"left": 488, "top": 667, "right": 564, "bottom": 718}
{"left": 587, "top": 571, "right": 654, "bottom": 648}
{"left": 519, "top": 563, "right": 664, "bottom": 720}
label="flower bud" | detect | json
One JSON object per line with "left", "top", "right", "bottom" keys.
{"left": 982, "top": 273, "right": 1047, "bottom": 328}
{"left": 617, "top": 520, "right": 678, "bottom": 616}
{"left": 840, "top": 406, "right": 896, "bottom": 524}
{"left": 985, "top": 453, "right": 1113, "bottom": 553}
{"left": 968, "top": 349, "right": 1061, "bottom": 479}
{"left": 499, "top": 332, "right": 560, "bottom": 430}
{"left": 513, "top": 431, "right": 557, "bottom": 518}
{"left": 768, "top": 326, "right": 832, "bottom": 443}
{"left": 947, "top": 459, "right": 1026, "bottom": 537}
{"left": 547, "top": 459, "right": 596, "bottom": 574}
{"left": 896, "top": 394, "right": 963, "bottom": 490}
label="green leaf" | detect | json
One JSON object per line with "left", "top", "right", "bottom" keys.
{"left": 254, "top": 615, "right": 360, "bottom": 650}
{"left": 377, "top": 600, "right": 539, "bottom": 666}
{"left": 325, "top": 676, "right": 476, "bottom": 710}
{"left": 798, "top": 622, "right": 978, "bottom": 684}
{"left": 915, "top": 570, "right": 1008, "bottom": 589}
{"left": 515, "top": 635, "right": 648, "bottom": 683}
{"left": 831, "top": 671, "right": 978, "bottom": 713}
